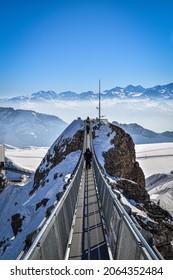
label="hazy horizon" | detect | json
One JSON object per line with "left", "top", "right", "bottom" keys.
{"left": 1, "top": 98, "right": 173, "bottom": 133}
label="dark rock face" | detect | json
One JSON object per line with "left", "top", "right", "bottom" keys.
{"left": 35, "top": 198, "right": 49, "bottom": 210}
{"left": 25, "top": 228, "right": 41, "bottom": 248}
{"left": 136, "top": 201, "right": 173, "bottom": 259}
{"left": 103, "top": 123, "right": 145, "bottom": 187}
{"left": 11, "top": 213, "right": 25, "bottom": 236}
{"left": 114, "top": 179, "right": 149, "bottom": 203}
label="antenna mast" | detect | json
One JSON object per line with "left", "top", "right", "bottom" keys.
{"left": 99, "top": 79, "right": 101, "bottom": 126}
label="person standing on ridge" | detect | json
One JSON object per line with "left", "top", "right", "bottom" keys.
{"left": 86, "top": 124, "right": 90, "bottom": 134}
{"left": 84, "top": 148, "right": 92, "bottom": 170}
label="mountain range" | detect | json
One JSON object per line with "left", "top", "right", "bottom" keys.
{"left": 1, "top": 82, "right": 173, "bottom": 103}
{"left": 0, "top": 108, "right": 67, "bottom": 148}
{"left": 113, "top": 121, "right": 173, "bottom": 144}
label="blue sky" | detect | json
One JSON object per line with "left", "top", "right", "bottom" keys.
{"left": 1, "top": 0, "right": 173, "bottom": 97}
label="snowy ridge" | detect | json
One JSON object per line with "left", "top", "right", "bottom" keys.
{"left": 93, "top": 123, "right": 116, "bottom": 168}
{"left": 0, "top": 107, "right": 67, "bottom": 148}
{"left": 0, "top": 119, "right": 84, "bottom": 259}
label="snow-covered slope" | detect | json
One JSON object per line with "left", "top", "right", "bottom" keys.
{"left": 136, "top": 142, "right": 173, "bottom": 218}
{"left": 136, "top": 142, "right": 173, "bottom": 178}
{"left": 146, "top": 173, "right": 173, "bottom": 217}
{"left": 0, "top": 119, "right": 84, "bottom": 259}
{"left": 5, "top": 145, "right": 48, "bottom": 171}
{"left": 113, "top": 121, "right": 173, "bottom": 144}
{"left": 0, "top": 107, "right": 67, "bottom": 148}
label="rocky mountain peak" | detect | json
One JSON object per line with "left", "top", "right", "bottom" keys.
{"left": 124, "top": 84, "right": 145, "bottom": 92}
{"left": 30, "top": 120, "right": 84, "bottom": 195}
{"left": 93, "top": 121, "right": 146, "bottom": 188}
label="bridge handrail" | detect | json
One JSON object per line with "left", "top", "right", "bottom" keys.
{"left": 22, "top": 128, "right": 86, "bottom": 260}
{"left": 91, "top": 129, "right": 159, "bottom": 260}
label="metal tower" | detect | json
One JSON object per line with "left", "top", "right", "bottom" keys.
{"left": 98, "top": 79, "right": 101, "bottom": 126}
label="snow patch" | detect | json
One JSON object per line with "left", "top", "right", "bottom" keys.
{"left": 93, "top": 124, "right": 116, "bottom": 168}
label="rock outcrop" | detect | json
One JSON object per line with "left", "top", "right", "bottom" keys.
{"left": 105, "top": 123, "right": 145, "bottom": 187}
{"left": 11, "top": 213, "right": 25, "bottom": 236}
{"left": 136, "top": 201, "right": 173, "bottom": 259}
{"left": 114, "top": 179, "right": 149, "bottom": 203}
{"left": 30, "top": 124, "right": 84, "bottom": 195}
{"left": 93, "top": 122, "right": 145, "bottom": 187}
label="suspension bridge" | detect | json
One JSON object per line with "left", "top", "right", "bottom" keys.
{"left": 18, "top": 121, "right": 162, "bottom": 260}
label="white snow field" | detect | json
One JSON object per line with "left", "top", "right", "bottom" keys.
{"left": 136, "top": 142, "right": 173, "bottom": 217}
{"left": 5, "top": 145, "right": 49, "bottom": 171}
{"left": 5, "top": 142, "right": 173, "bottom": 177}
{"left": 136, "top": 142, "right": 173, "bottom": 178}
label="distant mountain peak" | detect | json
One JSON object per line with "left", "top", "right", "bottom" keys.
{"left": 0, "top": 107, "right": 67, "bottom": 148}
{"left": 31, "top": 90, "right": 58, "bottom": 100}
{"left": 1, "top": 82, "right": 173, "bottom": 103}
{"left": 113, "top": 121, "right": 173, "bottom": 144}
{"left": 124, "top": 84, "right": 145, "bottom": 92}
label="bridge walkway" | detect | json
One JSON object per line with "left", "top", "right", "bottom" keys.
{"left": 68, "top": 134, "right": 110, "bottom": 260}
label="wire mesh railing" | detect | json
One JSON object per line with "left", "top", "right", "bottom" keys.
{"left": 92, "top": 150, "right": 159, "bottom": 260}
